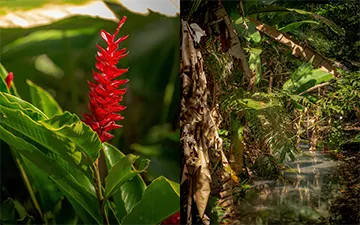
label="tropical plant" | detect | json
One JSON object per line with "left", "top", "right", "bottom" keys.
{"left": 1, "top": 53, "right": 179, "bottom": 225}
{"left": 180, "top": 1, "right": 357, "bottom": 224}
{"left": 0, "top": 2, "right": 180, "bottom": 223}
{"left": 318, "top": 70, "right": 360, "bottom": 150}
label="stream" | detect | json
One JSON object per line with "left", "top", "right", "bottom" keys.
{"left": 238, "top": 149, "right": 345, "bottom": 225}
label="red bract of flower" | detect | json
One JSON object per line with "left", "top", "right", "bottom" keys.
{"left": 83, "top": 16, "right": 129, "bottom": 142}
{"left": 162, "top": 212, "right": 180, "bottom": 225}
{"left": 5, "top": 72, "right": 13, "bottom": 89}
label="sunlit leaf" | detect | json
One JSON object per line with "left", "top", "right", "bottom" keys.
{"left": 283, "top": 66, "right": 334, "bottom": 94}
{"left": 0, "top": 0, "right": 117, "bottom": 28}
{"left": 106, "top": 0, "right": 180, "bottom": 17}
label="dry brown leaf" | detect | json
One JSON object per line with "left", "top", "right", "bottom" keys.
{"left": 181, "top": 19, "right": 238, "bottom": 225}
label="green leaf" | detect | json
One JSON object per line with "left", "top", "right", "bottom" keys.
{"left": 297, "top": 69, "right": 333, "bottom": 93}
{"left": 248, "top": 5, "right": 345, "bottom": 35}
{"left": 249, "top": 30, "right": 261, "bottom": 43}
{"left": 0, "top": 92, "right": 47, "bottom": 120}
{"left": 54, "top": 198, "right": 79, "bottom": 225}
{"left": 27, "top": 79, "right": 63, "bottom": 117}
{"left": 290, "top": 62, "right": 314, "bottom": 82}
{"left": 240, "top": 98, "right": 276, "bottom": 110}
{"left": 0, "top": 73, "right": 9, "bottom": 94}
{"left": 0, "top": 0, "right": 117, "bottom": 28}
{"left": 353, "top": 133, "right": 360, "bottom": 142}
{"left": 43, "top": 112, "right": 101, "bottom": 161}
{"left": 243, "top": 0, "right": 258, "bottom": 13}
{"left": 0, "top": 93, "right": 104, "bottom": 222}
{"left": 283, "top": 67, "right": 334, "bottom": 94}
{"left": 107, "top": 201, "right": 121, "bottom": 225}
{"left": 12, "top": 199, "right": 29, "bottom": 221}
{"left": 105, "top": 0, "right": 179, "bottom": 17}
{"left": 186, "top": 0, "right": 202, "bottom": 21}
{"left": 0, "top": 125, "right": 101, "bottom": 224}
{"left": 234, "top": 17, "right": 261, "bottom": 43}
{"left": 103, "top": 143, "right": 146, "bottom": 219}
{"left": 121, "top": 176, "right": 180, "bottom": 225}
{"left": 0, "top": 0, "right": 178, "bottom": 30}
{"left": 279, "top": 20, "right": 320, "bottom": 33}
{"left": 0, "top": 199, "right": 16, "bottom": 223}
{"left": 104, "top": 154, "right": 149, "bottom": 200}
{"left": 0, "top": 198, "right": 32, "bottom": 225}
{"left": 57, "top": 190, "right": 98, "bottom": 225}
{"left": 0, "top": 104, "right": 99, "bottom": 167}
{"left": 288, "top": 94, "right": 304, "bottom": 110}
{"left": 20, "top": 155, "right": 63, "bottom": 213}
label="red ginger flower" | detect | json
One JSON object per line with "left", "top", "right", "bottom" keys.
{"left": 83, "top": 16, "right": 129, "bottom": 142}
{"left": 162, "top": 212, "right": 180, "bottom": 224}
{"left": 5, "top": 72, "right": 13, "bottom": 89}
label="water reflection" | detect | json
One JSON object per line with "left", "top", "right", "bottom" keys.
{"left": 238, "top": 150, "right": 342, "bottom": 225}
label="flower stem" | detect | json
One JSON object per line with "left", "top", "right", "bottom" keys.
{"left": 92, "top": 161, "right": 110, "bottom": 225}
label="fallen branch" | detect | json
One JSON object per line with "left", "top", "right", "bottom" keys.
{"left": 299, "top": 82, "right": 330, "bottom": 96}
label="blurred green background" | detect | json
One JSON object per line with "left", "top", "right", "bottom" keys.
{"left": 0, "top": 0, "right": 180, "bottom": 183}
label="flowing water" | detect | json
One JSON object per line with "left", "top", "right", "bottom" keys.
{"left": 238, "top": 149, "right": 343, "bottom": 225}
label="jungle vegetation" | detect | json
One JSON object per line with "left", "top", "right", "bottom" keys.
{"left": 180, "top": 0, "right": 359, "bottom": 224}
